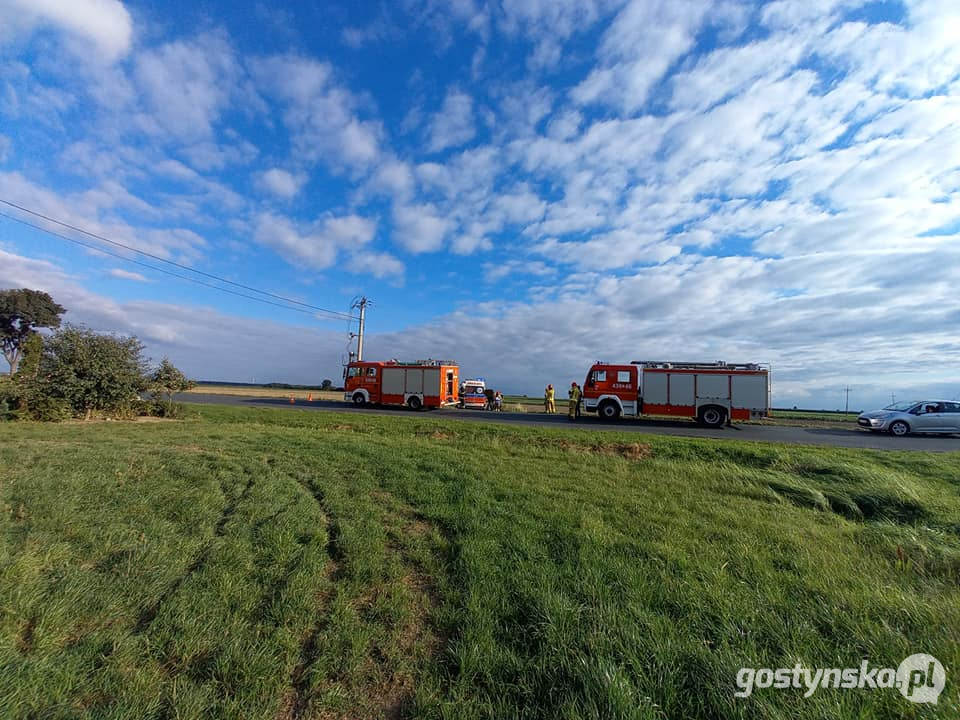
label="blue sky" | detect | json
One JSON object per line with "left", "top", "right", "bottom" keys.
{"left": 0, "top": 0, "right": 958, "bottom": 409}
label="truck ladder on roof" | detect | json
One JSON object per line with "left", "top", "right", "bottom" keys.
{"left": 630, "top": 360, "right": 763, "bottom": 371}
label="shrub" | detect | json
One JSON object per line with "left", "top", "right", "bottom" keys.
{"left": 3, "top": 327, "right": 195, "bottom": 422}
{"left": 148, "top": 358, "right": 195, "bottom": 419}
{"left": 37, "top": 326, "right": 149, "bottom": 419}
{"left": 0, "top": 375, "right": 19, "bottom": 421}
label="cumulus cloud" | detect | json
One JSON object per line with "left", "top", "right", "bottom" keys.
{"left": 107, "top": 268, "right": 150, "bottom": 282}
{"left": 254, "top": 212, "right": 377, "bottom": 270}
{"left": 426, "top": 89, "right": 476, "bottom": 153}
{"left": 0, "top": 0, "right": 133, "bottom": 61}
{"left": 391, "top": 203, "right": 451, "bottom": 253}
{"left": 251, "top": 54, "right": 381, "bottom": 171}
{"left": 134, "top": 33, "right": 240, "bottom": 141}
{"left": 346, "top": 250, "right": 405, "bottom": 279}
{"left": 0, "top": 171, "right": 207, "bottom": 260}
{"left": 572, "top": 0, "right": 710, "bottom": 112}
{"left": 257, "top": 168, "right": 306, "bottom": 198}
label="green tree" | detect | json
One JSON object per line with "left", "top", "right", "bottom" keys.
{"left": 0, "top": 288, "right": 66, "bottom": 374}
{"left": 150, "top": 358, "right": 195, "bottom": 403}
{"left": 41, "top": 326, "right": 148, "bottom": 419}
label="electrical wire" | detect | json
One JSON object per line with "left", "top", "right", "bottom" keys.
{"left": 0, "top": 198, "right": 357, "bottom": 321}
{"left": 0, "top": 210, "right": 344, "bottom": 321}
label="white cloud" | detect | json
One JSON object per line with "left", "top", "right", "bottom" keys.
{"left": 0, "top": 133, "right": 9, "bottom": 162}
{"left": 0, "top": 0, "right": 133, "bottom": 61}
{"left": 108, "top": 267, "right": 150, "bottom": 282}
{"left": 450, "top": 233, "right": 492, "bottom": 255}
{"left": 135, "top": 33, "right": 240, "bottom": 141}
{"left": 426, "top": 89, "right": 476, "bottom": 153}
{"left": 535, "top": 230, "right": 681, "bottom": 270}
{"left": 572, "top": 0, "right": 710, "bottom": 112}
{"left": 482, "top": 258, "right": 554, "bottom": 283}
{"left": 181, "top": 138, "right": 259, "bottom": 172}
{"left": 257, "top": 168, "right": 306, "bottom": 198}
{"left": 391, "top": 203, "right": 451, "bottom": 253}
{"left": 251, "top": 54, "right": 381, "bottom": 171}
{"left": 368, "top": 158, "right": 416, "bottom": 199}
{"left": 346, "top": 250, "right": 405, "bottom": 279}
{"left": 254, "top": 212, "right": 376, "bottom": 270}
{"left": 0, "top": 171, "right": 207, "bottom": 260}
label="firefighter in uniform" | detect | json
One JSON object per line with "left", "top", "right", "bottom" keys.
{"left": 545, "top": 384, "right": 556, "bottom": 413}
{"left": 568, "top": 382, "right": 581, "bottom": 420}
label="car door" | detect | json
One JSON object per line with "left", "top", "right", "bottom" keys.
{"left": 912, "top": 403, "right": 943, "bottom": 431}
{"left": 944, "top": 402, "right": 960, "bottom": 432}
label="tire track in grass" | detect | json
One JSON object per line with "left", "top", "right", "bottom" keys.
{"left": 279, "top": 486, "right": 343, "bottom": 720}
{"left": 277, "top": 478, "right": 446, "bottom": 720}
{"left": 359, "top": 488, "right": 446, "bottom": 718}
{"left": 132, "top": 475, "right": 255, "bottom": 635}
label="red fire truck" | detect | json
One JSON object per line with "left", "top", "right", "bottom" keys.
{"left": 581, "top": 360, "right": 770, "bottom": 426}
{"left": 343, "top": 360, "right": 459, "bottom": 410}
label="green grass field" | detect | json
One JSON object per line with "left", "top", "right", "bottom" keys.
{"left": 1, "top": 405, "right": 957, "bottom": 719}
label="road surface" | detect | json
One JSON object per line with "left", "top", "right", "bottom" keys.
{"left": 180, "top": 393, "right": 960, "bottom": 452}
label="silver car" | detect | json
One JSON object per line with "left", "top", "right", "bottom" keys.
{"left": 858, "top": 400, "right": 960, "bottom": 436}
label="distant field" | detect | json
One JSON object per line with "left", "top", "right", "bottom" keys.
{"left": 769, "top": 409, "right": 859, "bottom": 422}
{"left": 2, "top": 405, "right": 957, "bottom": 718}
{"left": 189, "top": 384, "right": 344, "bottom": 400}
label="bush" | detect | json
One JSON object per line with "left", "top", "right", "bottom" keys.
{"left": 2, "top": 327, "right": 195, "bottom": 422}
{"left": 0, "top": 376, "right": 19, "bottom": 421}
{"left": 39, "top": 326, "right": 149, "bottom": 419}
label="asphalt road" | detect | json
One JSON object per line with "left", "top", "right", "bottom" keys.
{"left": 180, "top": 393, "right": 960, "bottom": 452}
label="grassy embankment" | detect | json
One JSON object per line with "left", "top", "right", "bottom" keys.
{"left": 2, "top": 405, "right": 957, "bottom": 719}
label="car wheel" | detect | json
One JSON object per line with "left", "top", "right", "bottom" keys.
{"left": 599, "top": 400, "right": 621, "bottom": 420}
{"left": 698, "top": 406, "right": 726, "bottom": 427}
{"left": 889, "top": 420, "right": 910, "bottom": 437}
{"left": 408, "top": 395, "right": 422, "bottom": 411}
{"left": 352, "top": 393, "right": 366, "bottom": 407}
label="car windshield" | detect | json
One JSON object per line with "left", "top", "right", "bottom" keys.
{"left": 882, "top": 401, "right": 918, "bottom": 411}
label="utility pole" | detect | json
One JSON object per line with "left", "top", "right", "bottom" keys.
{"left": 843, "top": 385, "right": 851, "bottom": 414}
{"left": 351, "top": 296, "right": 369, "bottom": 361}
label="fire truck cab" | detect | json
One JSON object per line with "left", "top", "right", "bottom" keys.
{"left": 582, "top": 360, "right": 770, "bottom": 426}
{"left": 344, "top": 360, "right": 459, "bottom": 410}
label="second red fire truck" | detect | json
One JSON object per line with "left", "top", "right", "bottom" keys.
{"left": 581, "top": 360, "right": 770, "bottom": 426}
{"left": 344, "top": 360, "right": 459, "bottom": 410}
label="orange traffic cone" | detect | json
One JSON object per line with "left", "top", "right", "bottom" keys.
{"left": 289, "top": 394, "right": 295, "bottom": 404}
{"left": 307, "top": 393, "right": 313, "bottom": 402}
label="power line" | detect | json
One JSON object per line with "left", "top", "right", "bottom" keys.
{"left": 0, "top": 197, "right": 357, "bottom": 321}
{"left": 0, "top": 210, "right": 346, "bottom": 321}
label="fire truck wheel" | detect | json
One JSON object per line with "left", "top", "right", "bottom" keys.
{"left": 407, "top": 395, "right": 422, "bottom": 411}
{"left": 698, "top": 405, "right": 726, "bottom": 427}
{"left": 598, "top": 400, "right": 621, "bottom": 420}
{"left": 352, "top": 393, "right": 367, "bottom": 407}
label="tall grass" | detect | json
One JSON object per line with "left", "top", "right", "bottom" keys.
{"left": 0, "top": 405, "right": 957, "bottom": 718}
